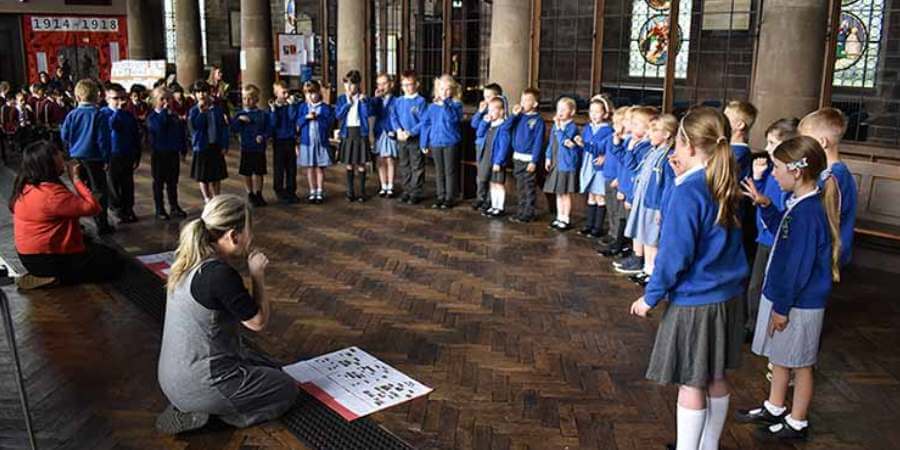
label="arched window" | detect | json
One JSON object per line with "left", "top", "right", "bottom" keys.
{"left": 832, "top": 0, "right": 886, "bottom": 88}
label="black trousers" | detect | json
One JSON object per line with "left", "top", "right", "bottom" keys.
{"left": 272, "top": 139, "right": 297, "bottom": 197}
{"left": 398, "top": 138, "right": 425, "bottom": 199}
{"left": 151, "top": 151, "right": 181, "bottom": 212}
{"left": 76, "top": 159, "right": 110, "bottom": 228}
{"left": 18, "top": 242, "right": 123, "bottom": 285}
{"left": 107, "top": 154, "right": 136, "bottom": 214}
{"left": 513, "top": 160, "right": 537, "bottom": 218}
{"left": 431, "top": 146, "right": 459, "bottom": 203}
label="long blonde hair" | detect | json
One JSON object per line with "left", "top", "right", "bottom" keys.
{"left": 772, "top": 136, "right": 841, "bottom": 282}
{"left": 678, "top": 106, "right": 741, "bottom": 228}
{"left": 167, "top": 194, "right": 252, "bottom": 291}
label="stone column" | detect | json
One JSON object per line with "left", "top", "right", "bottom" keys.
{"left": 337, "top": 0, "right": 368, "bottom": 93}
{"left": 749, "top": 0, "right": 829, "bottom": 148}
{"left": 176, "top": 0, "right": 204, "bottom": 89}
{"left": 488, "top": 0, "right": 531, "bottom": 102}
{"left": 242, "top": 0, "right": 276, "bottom": 104}
{"left": 126, "top": 0, "right": 150, "bottom": 59}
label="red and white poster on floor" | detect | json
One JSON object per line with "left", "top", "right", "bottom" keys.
{"left": 136, "top": 251, "right": 175, "bottom": 280}
{"left": 282, "top": 347, "right": 433, "bottom": 421}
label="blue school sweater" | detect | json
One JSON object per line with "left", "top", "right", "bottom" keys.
{"left": 602, "top": 136, "right": 622, "bottom": 182}
{"left": 420, "top": 99, "right": 463, "bottom": 149}
{"left": 642, "top": 146, "right": 675, "bottom": 210}
{"left": 511, "top": 112, "right": 544, "bottom": 164}
{"left": 188, "top": 105, "right": 229, "bottom": 152}
{"left": 146, "top": 108, "right": 186, "bottom": 153}
{"left": 644, "top": 166, "right": 749, "bottom": 307}
{"left": 732, "top": 143, "right": 752, "bottom": 181}
{"left": 372, "top": 95, "right": 398, "bottom": 138}
{"left": 392, "top": 94, "right": 427, "bottom": 138}
{"left": 581, "top": 123, "right": 613, "bottom": 170}
{"left": 545, "top": 121, "right": 581, "bottom": 173}
{"left": 60, "top": 103, "right": 110, "bottom": 162}
{"left": 104, "top": 107, "right": 141, "bottom": 158}
{"left": 753, "top": 168, "right": 786, "bottom": 247}
{"left": 335, "top": 94, "right": 372, "bottom": 137}
{"left": 475, "top": 118, "right": 513, "bottom": 166}
{"left": 761, "top": 190, "right": 833, "bottom": 315}
{"left": 230, "top": 108, "right": 271, "bottom": 152}
{"left": 295, "top": 102, "right": 335, "bottom": 147}
{"left": 269, "top": 102, "right": 298, "bottom": 141}
{"left": 620, "top": 139, "right": 653, "bottom": 203}
{"left": 818, "top": 162, "right": 857, "bottom": 267}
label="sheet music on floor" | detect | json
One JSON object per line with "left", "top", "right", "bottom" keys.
{"left": 282, "top": 346, "right": 433, "bottom": 421}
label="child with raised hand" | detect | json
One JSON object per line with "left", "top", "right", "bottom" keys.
{"left": 577, "top": 95, "right": 614, "bottom": 238}
{"left": 231, "top": 84, "right": 272, "bottom": 207}
{"left": 542, "top": 97, "right": 581, "bottom": 231}
{"left": 295, "top": 80, "right": 335, "bottom": 204}
{"left": 335, "top": 70, "right": 373, "bottom": 202}
{"left": 630, "top": 107, "right": 748, "bottom": 450}
{"left": 736, "top": 136, "right": 841, "bottom": 443}
{"left": 420, "top": 74, "right": 463, "bottom": 209}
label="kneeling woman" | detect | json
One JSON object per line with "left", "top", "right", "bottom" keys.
{"left": 156, "top": 194, "right": 297, "bottom": 434}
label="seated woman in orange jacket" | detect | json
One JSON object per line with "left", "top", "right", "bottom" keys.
{"left": 10, "top": 141, "right": 122, "bottom": 289}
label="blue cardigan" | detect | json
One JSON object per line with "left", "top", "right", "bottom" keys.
{"left": 545, "top": 121, "right": 581, "bottom": 173}
{"left": 510, "top": 112, "right": 545, "bottom": 164}
{"left": 644, "top": 166, "right": 749, "bottom": 307}
{"left": 761, "top": 190, "right": 833, "bottom": 315}
{"left": 295, "top": 102, "right": 335, "bottom": 147}
{"left": 420, "top": 99, "right": 463, "bottom": 149}
{"left": 269, "top": 102, "right": 298, "bottom": 141}
{"left": 819, "top": 162, "right": 857, "bottom": 268}
{"left": 475, "top": 118, "right": 513, "bottom": 166}
{"left": 188, "top": 105, "right": 229, "bottom": 152}
{"left": 335, "top": 94, "right": 373, "bottom": 137}
{"left": 391, "top": 94, "right": 427, "bottom": 138}
{"left": 230, "top": 108, "right": 271, "bottom": 152}
{"left": 371, "top": 95, "right": 398, "bottom": 138}
{"left": 146, "top": 108, "right": 186, "bottom": 154}
{"left": 642, "top": 146, "right": 675, "bottom": 210}
{"left": 61, "top": 103, "right": 111, "bottom": 161}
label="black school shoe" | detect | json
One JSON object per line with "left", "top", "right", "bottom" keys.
{"left": 753, "top": 419, "right": 809, "bottom": 442}
{"left": 155, "top": 404, "right": 210, "bottom": 435}
{"left": 734, "top": 403, "right": 787, "bottom": 425}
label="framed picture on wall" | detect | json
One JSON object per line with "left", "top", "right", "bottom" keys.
{"left": 230, "top": 10, "right": 241, "bottom": 48}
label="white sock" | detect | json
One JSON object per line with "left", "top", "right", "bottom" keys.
{"left": 496, "top": 189, "right": 505, "bottom": 211}
{"left": 764, "top": 400, "right": 787, "bottom": 416}
{"left": 785, "top": 414, "right": 808, "bottom": 430}
{"left": 677, "top": 405, "right": 706, "bottom": 450}
{"left": 699, "top": 395, "right": 729, "bottom": 450}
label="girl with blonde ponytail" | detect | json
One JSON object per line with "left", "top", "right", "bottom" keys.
{"left": 736, "top": 136, "right": 838, "bottom": 442}
{"left": 157, "top": 194, "right": 297, "bottom": 435}
{"left": 629, "top": 106, "right": 749, "bottom": 450}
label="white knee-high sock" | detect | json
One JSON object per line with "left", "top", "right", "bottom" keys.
{"left": 677, "top": 404, "right": 707, "bottom": 450}
{"left": 699, "top": 395, "right": 729, "bottom": 450}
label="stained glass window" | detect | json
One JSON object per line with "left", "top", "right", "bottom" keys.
{"left": 628, "top": 0, "right": 692, "bottom": 78}
{"left": 164, "top": 0, "right": 208, "bottom": 65}
{"left": 833, "top": 0, "right": 885, "bottom": 88}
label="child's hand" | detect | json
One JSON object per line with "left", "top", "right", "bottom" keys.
{"left": 767, "top": 312, "right": 789, "bottom": 336}
{"left": 573, "top": 135, "right": 584, "bottom": 147}
{"left": 256, "top": 135, "right": 264, "bottom": 144}
{"left": 630, "top": 297, "right": 652, "bottom": 318}
{"left": 563, "top": 139, "right": 575, "bottom": 148}
{"left": 741, "top": 177, "right": 771, "bottom": 207}
{"left": 492, "top": 164, "right": 500, "bottom": 173}
{"left": 526, "top": 162, "right": 536, "bottom": 173}
{"left": 512, "top": 104, "right": 523, "bottom": 115}
{"left": 752, "top": 157, "right": 768, "bottom": 180}
{"left": 610, "top": 179, "right": 619, "bottom": 189}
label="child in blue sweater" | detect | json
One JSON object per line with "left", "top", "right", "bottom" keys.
{"left": 736, "top": 136, "right": 841, "bottom": 443}
{"left": 542, "top": 97, "right": 581, "bottom": 231}
{"left": 799, "top": 107, "right": 857, "bottom": 268}
{"left": 60, "top": 79, "right": 113, "bottom": 234}
{"left": 576, "top": 96, "right": 614, "bottom": 238}
{"left": 231, "top": 84, "right": 271, "bottom": 207}
{"left": 507, "top": 88, "right": 544, "bottom": 223}
{"left": 473, "top": 97, "right": 513, "bottom": 217}
{"left": 146, "top": 87, "right": 187, "bottom": 220}
{"left": 372, "top": 73, "right": 398, "bottom": 197}
{"left": 630, "top": 107, "right": 748, "bottom": 450}
{"left": 188, "top": 80, "right": 230, "bottom": 204}
{"left": 470, "top": 82, "right": 503, "bottom": 212}
{"left": 103, "top": 83, "right": 142, "bottom": 224}
{"left": 420, "top": 74, "right": 463, "bottom": 209}
{"left": 295, "top": 80, "right": 335, "bottom": 204}
{"left": 336, "top": 70, "right": 372, "bottom": 202}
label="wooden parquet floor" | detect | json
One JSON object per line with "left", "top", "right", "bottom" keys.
{"left": 3, "top": 151, "right": 899, "bottom": 450}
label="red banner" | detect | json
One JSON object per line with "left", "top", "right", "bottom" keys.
{"left": 22, "top": 14, "right": 128, "bottom": 84}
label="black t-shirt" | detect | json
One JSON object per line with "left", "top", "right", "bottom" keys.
{"left": 190, "top": 260, "right": 259, "bottom": 321}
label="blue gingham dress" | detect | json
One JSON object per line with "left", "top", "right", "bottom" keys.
{"left": 297, "top": 103, "right": 331, "bottom": 167}
{"left": 625, "top": 145, "right": 668, "bottom": 245}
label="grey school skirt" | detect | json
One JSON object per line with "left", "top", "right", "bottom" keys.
{"left": 645, "top": 296, "right": 744, "bottom": 388}
{"left": 751, "top": 295, "right": 825, "bottom": 368}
